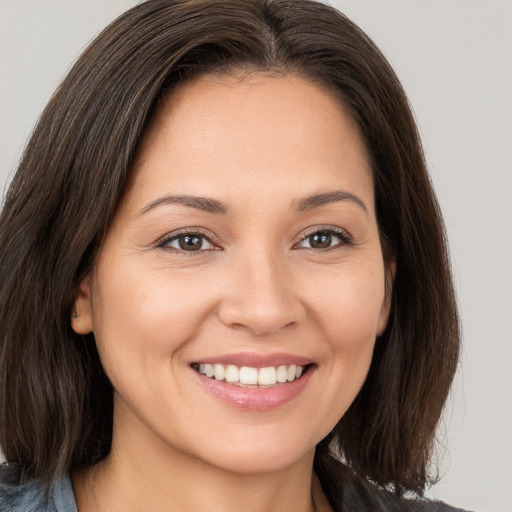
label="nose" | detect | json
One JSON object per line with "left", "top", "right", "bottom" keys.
{"left": 216, "top": 249, "right": 306, "bottom": 337}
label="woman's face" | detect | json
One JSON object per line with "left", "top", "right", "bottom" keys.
{"left": 75, "top": 74, "right": 392, "bottom": 475}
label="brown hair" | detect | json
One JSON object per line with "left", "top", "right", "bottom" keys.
{"left": 0, "top": 0, "right": 459, "bottom": 506}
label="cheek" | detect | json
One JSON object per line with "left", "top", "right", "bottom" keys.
{"left": 308, "top": 264, "right": 386, "bottom": 384}
{"left": 315, "top": 266, "right": 386, "bottom": 339}
{"left": 91, "top": 266, "right": 218, "bottom": 367}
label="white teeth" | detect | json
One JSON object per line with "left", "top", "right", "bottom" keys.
{"left": 258, "top": 367, "right": 277, "bottom": 386}
{"left": 276, "top": 365, "right": 288, "bottom": 383}
{"left": 239, "top": 366, "right": 258, "bottom": 385}
{"left": 204, "top": 364, "right": 214, "bottom": 378}
{"left": 196, "top": 363, "right": 307, "bottom": 386}
{"left": 225, "top": 365, "right": 239, "bottom": 383}
{"left": 214, "top": 364, "right": 225, "bottom": 381}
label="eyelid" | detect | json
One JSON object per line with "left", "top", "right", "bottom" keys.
{"left": 293, "top": 226, "right": 352, "bottom": 249}
{"left": 153, "top": 225, "right": 352, "bottom": 253}
{"left": 155, "top": 228, "right": 221, "bottom": 252}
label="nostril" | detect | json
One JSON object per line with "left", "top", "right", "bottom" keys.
{"left": 217, "top": 298, "right": 305, "bottom": 337}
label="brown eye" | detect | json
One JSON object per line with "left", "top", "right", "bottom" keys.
{"left": 308, "top": 232, "right": 332, "bottom": 249}
{"left": 297, "top": 228, "right": 350, "bottom": 250}
{"left": 178, "top": 235, "right": 203, "bottom": 251}
{"left": 164, "top": 233, "right": 214, "bottom": 252}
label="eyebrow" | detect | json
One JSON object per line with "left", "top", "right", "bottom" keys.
{"left": 294, "top": 190, "right": 368, "bottom": 215}
{"left": 137, "top": 189, "right": 368, "bottom": 218}
{"left": 137, "top": 194, "right": 229, "bottom": 217}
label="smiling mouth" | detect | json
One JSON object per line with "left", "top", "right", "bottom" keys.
{"left": 191, "top": 363, "right": 311, "bottom": 387}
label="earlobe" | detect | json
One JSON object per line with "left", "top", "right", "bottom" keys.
{"left": 71, "top": 274, "right": 94, "bottom": 335}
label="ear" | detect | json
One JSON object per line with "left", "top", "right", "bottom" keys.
{"left": 71, "top": 274, "right": 94, "bottom": 335}
{"left": 377, "top": 258, "right": 396, "bottom": 336}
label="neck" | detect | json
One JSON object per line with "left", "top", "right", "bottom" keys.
{"left": 73, "top": 429, "right": 328, "bottom": 512}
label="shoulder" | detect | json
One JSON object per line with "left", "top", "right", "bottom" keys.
{"left": 329, "top": 489, "right": 476, "bottom": 512}
{"left": 0, "top": 464, "right": 47, "bottom": 512}
{"left": 361, "top": 492, "right": 475, "bottom": 512}
{"left": 400, "top": 498, "right": 475, "bottom": 512}
{"left": 352, "top": 487, "right": 475, "bottom": 512}
{"left": 319, "top": 467, "right": 475, "bottom": 512}
{"left": 359, "top": 490, "right": 475, "bottom": 512}
{"left": 0, "top": 464, "right": 77, "bottom": 512}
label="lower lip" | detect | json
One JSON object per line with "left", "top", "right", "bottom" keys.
{"left": 191, "top": 366, "right": 315, "bottom": 411}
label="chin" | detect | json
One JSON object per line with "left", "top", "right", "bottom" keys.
{"left": 204, "top": 447, "right": 314, "bottom": 475}
{"left": 183, "top": 424, "right": 320, "bottom": 476}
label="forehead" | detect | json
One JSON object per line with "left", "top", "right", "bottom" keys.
{"left": 125, "top": 73, "right": 373, "bottom": 213}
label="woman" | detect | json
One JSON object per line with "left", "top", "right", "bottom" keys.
{"left": 0, "top": 0, "right": 468, "bottom": 510}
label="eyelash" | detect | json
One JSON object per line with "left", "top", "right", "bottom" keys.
{"left": 156, "top": 229, "right": 218, "bottom": 254}
{"left": 295, "top": 227, "right": 352, "bottom": 251}
{"left": 156, "top": 226, "right": 352, "bottom": 254}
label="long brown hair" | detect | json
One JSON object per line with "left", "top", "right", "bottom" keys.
{"left": 0, "top": 0, "right": 459, "bottom": 506}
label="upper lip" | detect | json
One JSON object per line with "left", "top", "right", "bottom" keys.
{"left": 190, "top": 352, "right": 314, "bottom": 368}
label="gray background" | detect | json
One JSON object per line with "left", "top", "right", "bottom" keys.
{"left": 1, "top": 1, "right": 511, "bottom": 511}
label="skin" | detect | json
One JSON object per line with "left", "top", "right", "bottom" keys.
{"left": 72, "top": 73, "right": 393, "bottom": 512}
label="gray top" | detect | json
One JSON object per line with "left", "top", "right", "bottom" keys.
{"left": 0, "top": 465, "right": 76, "bottom": 512}
{"left": 0, "top": 464, "right": 473, "bottom": 512}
